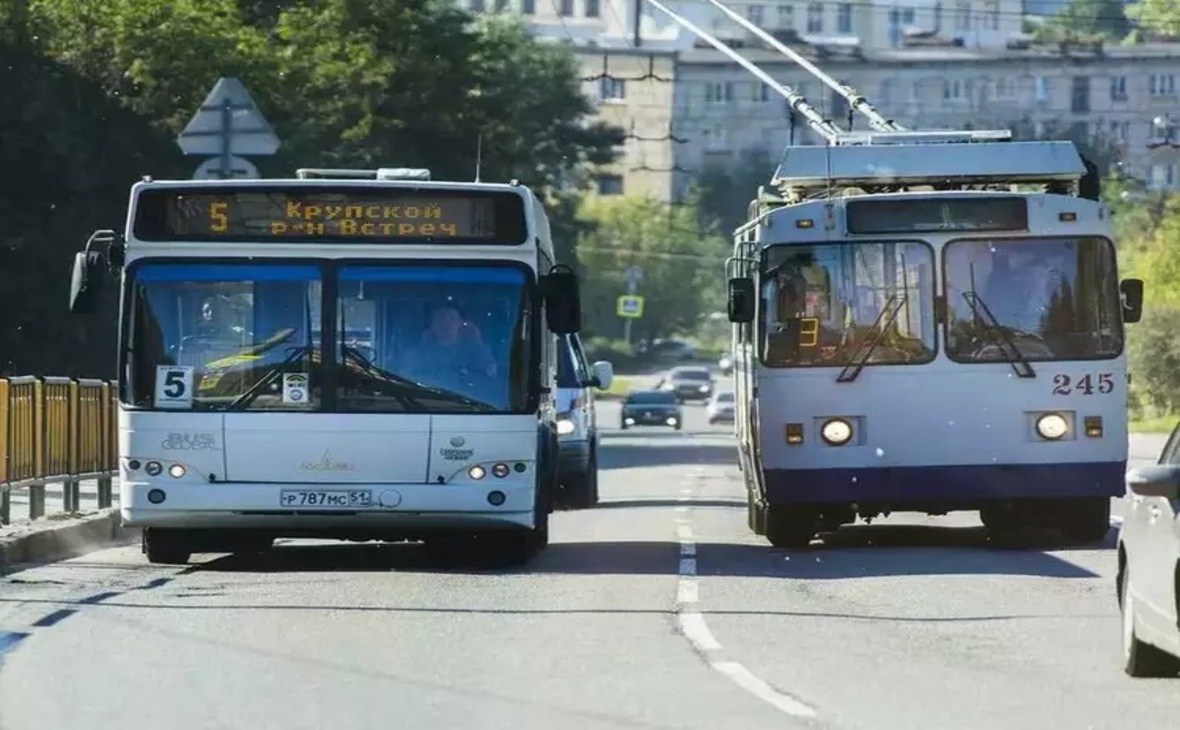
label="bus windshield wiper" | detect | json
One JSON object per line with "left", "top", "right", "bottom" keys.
{"left": 342, "top": 346, "right": 498, "bottom": 413}
{"left": 961, "top": 291, "right": 1036, "bottom": 379}
{"left": 223, "top": 343, "right": 316, "bottom": 411}
{"left": 836, "top": 294, "right": 907, "bottom": 384}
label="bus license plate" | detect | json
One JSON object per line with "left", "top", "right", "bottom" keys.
{"left": 280, "top": 490, "right": 372, "bottom": 508}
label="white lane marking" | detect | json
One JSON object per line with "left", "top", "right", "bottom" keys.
{"left": 678, "top": 612, "right": 722, "bottom": 651}
{"left": 670, "top": 458, "right": 821, "bottom": 720}
{"left": 711, "top": 661, "right": 819, "bottom": 719}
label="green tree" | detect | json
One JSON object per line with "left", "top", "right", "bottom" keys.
{"left": 576, "top": 196, "right": 726, "bottom": 342}
{"left": 1127, "top": 0, "right": 1180, "bottom": 37}
{"left": 0, "top": 46, "right": 187, "bottom": 376}
{"left": 693, "top": 147, "right": 776, "bottom": 237}
{"left": 269, "top": 3, "right": 620, "bottom": 188}
{"left": 1052, "top": 0, "right": 1132, "bottom": 39}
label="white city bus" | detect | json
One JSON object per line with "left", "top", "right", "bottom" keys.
{"left": 68, "top": 167, "right": 582, "bottom": 567}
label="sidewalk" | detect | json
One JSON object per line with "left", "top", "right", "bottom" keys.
{"left": 1, "top": 479, "right": 120, "bottom": 529}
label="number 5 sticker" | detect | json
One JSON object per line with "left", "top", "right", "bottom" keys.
{"left": 155, "top": 365, "right": 195, "bottom": 410}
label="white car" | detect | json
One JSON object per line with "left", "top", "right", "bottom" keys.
{"left": 706, "top": 390, "right": 736, "bottom": 424}
{"left": 554, "top": 333, "right": 613, "bottom": 510}
{"left": 1117, "top": 424, "right": 1180, "bottom": 677}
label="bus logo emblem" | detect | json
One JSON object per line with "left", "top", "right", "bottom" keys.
{"left": 450, "top": 436, "right": 466, "bottom": 447}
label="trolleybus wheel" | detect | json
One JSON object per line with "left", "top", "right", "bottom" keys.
{"left": 143, "top": 528, "right": 192, "bottom": 565}
{"left": 560, "top": 461, "right": 599, "bottom": 510}
{"left": 765, "top": 507, "right": 816, "bottom": 549}
{"left": 1058, "top": 497, "right": 1111, "bottom": 544}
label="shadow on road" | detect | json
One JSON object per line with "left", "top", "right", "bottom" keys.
{"left": 599, "top": 442, "right": 738, "bottom": 470}
{"left": 182, "top": 530, "right": 1101, "bottom": 579}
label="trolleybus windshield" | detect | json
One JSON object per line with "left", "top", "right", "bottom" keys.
{"left": 943, "top": 236, "right": 1123, "bottom": 362}
{"left": 759, "top": 242, "right": 937, "bottom": 368}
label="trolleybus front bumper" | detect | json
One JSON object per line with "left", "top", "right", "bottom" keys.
{"left": 762, "top": 461, "right": 1126, "bottom": 506}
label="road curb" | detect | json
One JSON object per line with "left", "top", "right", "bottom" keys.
{"left": 0, "top": 510, "right": 136, "bottom": 574}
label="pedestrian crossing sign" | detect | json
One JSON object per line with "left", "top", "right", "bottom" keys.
{"left": 617, "top": 295, "right": 644, "bottom": 319}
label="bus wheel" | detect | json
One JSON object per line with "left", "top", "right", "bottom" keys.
{"left": 1058, "top": 497, "right": 1112, "bottom": 544}
{"left": 765, "top": 507, "right": 816, "bottom": 549}
{"left": 487, "top": 515, "right": 550, "bottom": 567}
{"left": 143, "top": 528, "right": 192, "bottom": 565}
{"left": 562, "top": 448, "right": 599, "bottom": 511}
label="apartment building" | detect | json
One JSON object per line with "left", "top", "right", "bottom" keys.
{"left": 578, "top": 41, "right": 1180, "bottom": 201}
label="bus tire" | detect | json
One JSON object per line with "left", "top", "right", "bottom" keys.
{"left": 765, "top": 506, "right": 816, "bottom": 549}
{"left": 143, "top": 528, "right": 192, "bottom": 565}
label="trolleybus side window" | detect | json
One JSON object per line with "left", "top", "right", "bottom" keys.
{"left": 758, "top": 242, "right": 937, "bottom": 367}
{"left": 943, "top": 237, "right": 1123, "bottom": 362}
{"left": 126, "top": 263, "right": 323, "bottom": 411}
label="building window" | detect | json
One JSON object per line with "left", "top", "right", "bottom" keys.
{"left": 944, "top": 79, "right": 965, "bottom": 101}
{"left": 1070, "top": 76, "right": 1090, "bottom": 114}
{"left": 704, "top": 125, "right": 729, "bottom": 151}
{"left": 705, "top": 81, "right": 734, "bottom": 103}
{"left": 493, "top": 0, "right": 509, "bottom": 11}
{"left": 777, "top": 4, "right": 794, "bottom": 28}
{"left": 470, "top": 0, "right": 486, "bottom": 11}
{"left": 1110, "top": 76, "right": 1127, "bottom": 102}
{"left": 902, "top": 6, "right": 915, "bottom": 23}
{"left": 954, "top": 0, "right": 970, "bottom": 31}
{"left": 752, "top": 82, "right": 770, "bottom": 102}
{"left": 1150, "top": 164, "right": 1177, "bottom": 190}
{"left": 521, "top": 0, "right": 535, "bottom": 13}
{"left": 597, "top": 175, "right": 624, "bottom": 195}
{"left": 1150, "top": 74, "right": 1176, "bottom": 97}
{"left": 994, "top": 77, "right": 1015, "bottom": 99}
{"left": 1034, "top": 76, "right": 1050, "bottom": 103}
{"left": 806, "top": 2, "right": 823, "bottom": 33}
{"left": 748, "top": 3, "right": 765, "bottom": 26}
{"left": 559, "top": 0, "right": 573, "bottom": 16}
{"left": 585, "top": 0, "right": 600, "bottom": 17}
{"left": 837, "top": 3, "right": 852, "bottom": 33}
{"left": 600, "top": 77, "right": 626, "bottom": 101}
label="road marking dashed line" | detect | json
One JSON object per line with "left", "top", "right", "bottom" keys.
{"left": 673, "top": 465, "right": 819, "bottom": 720}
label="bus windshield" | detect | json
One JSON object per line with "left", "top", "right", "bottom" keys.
{"left": 123, "top": 262, "right": 534, "bottom": 413}
{"left": 759, "top": 242, "right": 937, "bottom": 368}
{"left": 943, "top": 236, "right": 1123, "bottom": 362}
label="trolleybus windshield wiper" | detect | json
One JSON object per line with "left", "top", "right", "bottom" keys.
{"left": 836, "top": 293, "right": 907, "bottom": 383}
{"left": 341, "top": 345, "right": 498, "bottom": 413}
{"left": 961, "top": 291, "right": 1036, "bottom": 379}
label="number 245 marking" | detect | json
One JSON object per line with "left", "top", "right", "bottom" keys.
{"left": 1052, "top": 373, "right": 1115, "bottom": 396}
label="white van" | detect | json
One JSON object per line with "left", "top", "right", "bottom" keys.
{"left": 555, "top": 334, "right": 612, "bottom": 509}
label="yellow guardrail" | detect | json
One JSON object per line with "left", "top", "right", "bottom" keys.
{"left": 0, "top": 376, "right": 118, "bottom": 525}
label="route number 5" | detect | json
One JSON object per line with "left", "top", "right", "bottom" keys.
{"left": 1052, "top": 372, "right": 1115, "bottom": 396}
{"left": 155, "top": 365, "right": 195, "bottom": 410}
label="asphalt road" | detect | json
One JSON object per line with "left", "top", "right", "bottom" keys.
{"left": 0, "top": 396, "right": 1178, "bottom": 730}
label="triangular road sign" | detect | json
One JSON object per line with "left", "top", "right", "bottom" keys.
{"left": 176, "top": 76, "right": 281, "bottom": 156}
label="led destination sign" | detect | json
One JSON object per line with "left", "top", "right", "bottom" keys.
{"left": 133, "top": 187, "right": 528, "bottom": 244}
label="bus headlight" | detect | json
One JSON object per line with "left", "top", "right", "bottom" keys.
{"left": 1036, "top": 413, "right": 1069, "bottom": 440}
{"left": 820, "top": 418, "right": 854, "bottom": 446}
{"left": 556, "top": 419, "right": 576, "bottom": 435}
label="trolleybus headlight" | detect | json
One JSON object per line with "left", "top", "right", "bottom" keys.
{"left": 145, "top": 461, "right": 163, "bottom": 477}
{"left": 168, "top": 464, "right": 186, "bottom": 479}
{"left": 1036, "top": 413, "right": 1069, "bottom": 440}
{"left": 556, "top": 419, "right": 575, "bottom": 435}
{"left": 820, "top": 418, "right": 854, "bottom": 446}
{"left": 492, "top": 463, "right": 510, "bottom": 478}
{"left": 468, "top": 465, "right": 487, "bottom": 480}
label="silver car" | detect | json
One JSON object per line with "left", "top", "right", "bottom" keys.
{"left": 706, "top": 390, "right": 735, "bottom": 424}
{"left": 1117, "top": 425, "right": 1180, "bottom": 677}
{"left": 554, "top": 334, "right": 613, "bottom": 510}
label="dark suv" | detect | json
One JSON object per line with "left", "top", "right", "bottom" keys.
{"left": 658, "top": 366, "right": 714, "bottom": 403}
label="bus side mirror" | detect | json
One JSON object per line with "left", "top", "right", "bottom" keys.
{"left": 1120, "top": 278, "right": 1144, "bottom": 324}
{"left": 69, "top": 250, "right": 107, "bottom": 315}
{"left": 544, "top": 264, "right": 581, "bottom": 335}
{"left": 727, "top": 277, "right": 755, "bottom": 323}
